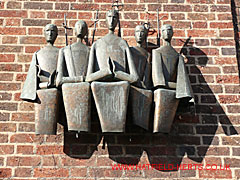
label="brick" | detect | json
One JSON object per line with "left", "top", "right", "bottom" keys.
{"left": 210, "top": 22, "right": 233, "bottom": 29}
{"left": 78, "top": 12, "right": 93, "bottom": 19}
{"left": 0, "top": 145, "right": 14, "bottom": 154}
{"left": 46, "top": 134, "right": 63, "bottom": 143}
{"left": 227, "top": 105, "right": 240, "bottom": 113}
{"left": 34, "top": 168, "right": 69, "bottom": 177}
{"left": 42, "top": 156, "right": 61, "bottom": 166}
{"left": 5, "top": 19, "right": 21, "bottom": 26}
{"left": 216, "top": 75, "right": 239, "bottom": 84}
{"left": 225, "top": 85, "right": 240, "bottom": 94}
{"left": 219, "top": 30, "right": 234, "bottom": 37}
{"left": 18, "top": 123, "right": 35, "bottom": 132}
{"left": 188, "top": 13, "right": 215, "bottom": 20}
{"left": 196, "top": 125, "right": 218, "bottom": 134}
{"left": 0, "top": 83, "right": 21, "bottom": 91}
{"left": 10, "top": 134, "right": 34, "bottom": 143}
{"left": 124, "top": 4, "right": 145, "bottom": 11}
{"left": 20, "top": 37, "right": 45, "bottom": 44}
{"left": 215, "top": 57, "right": 236, "bottom": 65}
{"left": 171, "top": 13, "right": 185, "bottom": 20}
{"left": 218, "top": 13, "right": 232, "bottom": 20}
{"left": 211, "top": 5, "right": 231, "bottom": 12}
{"left": 16, "top": 74, "right": 27, "bottom": 82}
{"left": 0, "top": 93, "right": 12, "bottom": 101}
{"left": 55, "top": 3, "right": 69, "bottom": 10}
{"left": 0, "top": 73, "right": 13, "bottom": 81}
{"left": 18, "top": 102, "right": 35, "bottom": 111}
{"left": 71, "top": 168, "right": 87, "bottom": 177}
{"left": 0, "top": 168, "right": 12, "bottom": 178}
{"left": 22, "top": 19, "right": 51, "bottom": 26}
{"left": 0, "top": 112, "right": 10, "bottom": 121}
{"left": 194, "top": 5, "right": 208, "bottom": 12}
{"left": 217, "top": 0, "right": 230, "bottom": 3}
{"left": 211, "top": 39, "right": 234, "bottom": 46}
{"left": 89, "top": 168, "right": 123, "bottom": 178}
{"left": 191, "top": 66, "right": 220, "bottom": 74}
{"left": 0, "top": 102, "right": 17, "bottom": 111}
{"left": 48, "top": 12, "right": 77, "bottom": 19}
{"left": 222, "top": 137, "right": 240, "bottom": 145}
{"left": 2, "top": 36, "right": 18, "bottom": 44}
{"left": 201, "top": 95, "right": 216, "bottom": 103}
{"left": 187, "top": 0, "right": 214, "bottom": 3}
{"left": 1, "top": 27, "right": 26, "bottom": 36}
{"left": 71, "top": 3, "right": 99, "bottom": 10}
{"left": 17, "top": 54, "right": 32, "bottom": 63}
{"left": 24, "top": 2, "right": 53, "bottom": 10}
{"left": 192, "top": 85, "right": 223, "bottom": 94}
{"left": 30, "top": 11, "right": 45, "bottom": 18}
{"left": 188, "top": 30, "right": 217, "bottom": 37}
{"left": 37, "top": 145, "right": 63, "bottom": 155}
{"left": 15, "top": 168, "right": 32, "bottom": 177}
{"left": 223, "top": 66, "right": 238, "bottom": 74}
{"left": 192, "top": 22, "right": 208, "bottom": 29}
{"left": 7, "top": 156, "right": 41, "bottom": 166}
{"left": 7, "top": 1, "right": 22, "bottom": 9}
{"left": 195, "top": 105, "right": 225, "bottom": 114}
{"left": 0, "top": 10, "right": 27, "bottom": 18}
{"left": 25, "top": 46, "right": 40, "bottom": 53}
{"left": 0, "top": 46, "right": 22, "bottom": 53}
{"left": 12, "top": 113, "right": 34, "bottom": 122}
{"left": 202, "top": 135, "right": 219, "bottom": 145}
{"left": 224, "top": 158, "right": 240, "bottom": 168}
{"left": 17, "top": 145, "right": 34, "bottom": 155}
{"left": 222, "top": 48, "right": 236, "bottom": 55}
{"left": 164, "top": 5, "right": 192, "bottom": 12}
{"left": 219, "top": 95, "right": 240, "bottom": 104}
{"left": 0, "top": 134, "right": 8, "bottom": 143}
{"left": 62, "top": 156, "right": 96, "bottom": 166}
{"left": 0, "top": 123, "right": 16, "bottom": 132}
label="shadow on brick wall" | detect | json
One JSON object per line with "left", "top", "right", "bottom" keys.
{"left": 61, "top": 39, "right": 237, "bottom": 171}
{"left": 231, "top": 0, "right": 240, "bottom": 77}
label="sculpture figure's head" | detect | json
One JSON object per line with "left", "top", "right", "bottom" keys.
{"left": 161, "top": 24, "right": 173, "bottom": 42}
{"left": 106, "top": 9, "right": 119, "bottom": 31}
{"left": 44, "top": 24, "right": 58, "bottom": 44}
{"left": 75, "top": 20, "right": 88, "bottom": 39}
{"left": 135, "top": 25, "right": 148, "bottom": 44}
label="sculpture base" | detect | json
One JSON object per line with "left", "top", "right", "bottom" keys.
{"left": 35, "top": 88, "right": 59, "bottom": 135}
{"left": 153, "top": 88, "right": 179, "bottom": 133}
{"left": 129, "top": 86, "right": 152, "bottom": 130}
{"left": 62, "top": 82, "right": 91, "bottom": 132}
{"left": 91, "top": 81, "right": 129, "bottom": 132}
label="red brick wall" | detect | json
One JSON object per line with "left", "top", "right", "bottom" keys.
{"left": 0, "top": 0, "right": 239, "bottom": 179}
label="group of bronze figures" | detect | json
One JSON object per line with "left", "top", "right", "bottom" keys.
{"left": 21, "top": 9, "right": 193, "bottom": 135}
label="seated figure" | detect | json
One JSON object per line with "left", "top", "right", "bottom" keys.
{"left": 152, "top": 24, "right": 193, "bottom": 133}
{"left": 56, "top": 20, "right": 91, "bottom": 132}
{"left": 86, "top": 9, "right": 139, "bottom": 132}
{"left": 21, "top": 24, "right": 59, "bottom": 135}
{"left": 129, "top": 25, "right": 152, "bottom": 130}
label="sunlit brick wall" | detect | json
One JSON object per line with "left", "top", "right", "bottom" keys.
{"left": 0, "top": 0, "right": 239, "bottom": 179}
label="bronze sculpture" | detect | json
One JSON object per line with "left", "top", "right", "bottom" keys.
{"left": 129, "top": 25, "right": 152, "bottom": 130}
{"left": 21, "top": 24, "right": 59, "bottom": 135}
{"left": 86, "top": 9, "right": 139, "bottom": 132}
{"left": 152, "top": 24, "right": 193, "bottom": 133}
{"left": 56, "top": 20, "right": 91, "bottom": 132}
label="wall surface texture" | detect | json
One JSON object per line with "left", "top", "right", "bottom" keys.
{"left": 0, "top": 0, "right": 239, "bottom": 179}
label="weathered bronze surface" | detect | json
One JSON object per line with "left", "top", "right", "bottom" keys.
{"left": 152, "top": 24, "right": 193, "bottom": 133}
{"left": 35, "top": 88, "right": 59, "bottom": 135}
{"left": 129, "top": 86, "right": 152, "bottom": 130}
{"left": 129, "top": 25, "right": 152, "bottom": 130}
{"left": 91, "top": 81, "right": 129, "bottom": 132}
{"left": 153, "top": 88, "right": 179, "bottom": 133}
{"left": 56, "top": 20, "right": 91, "bottom": 132}
{"left": 86, "top": 9, "right": 139, "bottom": 83}
{"left": 20, "top": 24, "right": 59, "bottom": 135}
{"left": 85, "top": 10, "right": 138, "bottom": 132}
{"left": 21, "top": 24, "right": 59, "bottom": 101}
{"left": 62, "top": 82, "right": 91, "bottom": 132}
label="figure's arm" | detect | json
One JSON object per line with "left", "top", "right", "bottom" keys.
{"left": 85, "top": 43, "right": 113, "bottom": 82}
{"left": 56, "top": 48, "right": 65, "bottom": 87}
{"left": 152, "top": 49, "right": 165, "bottom": 87}
{"left": 114, "top": 45, "right": 139, "bottom": 83}
{"left": 143, "top": 53, "right": 152, "bottom": 89}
